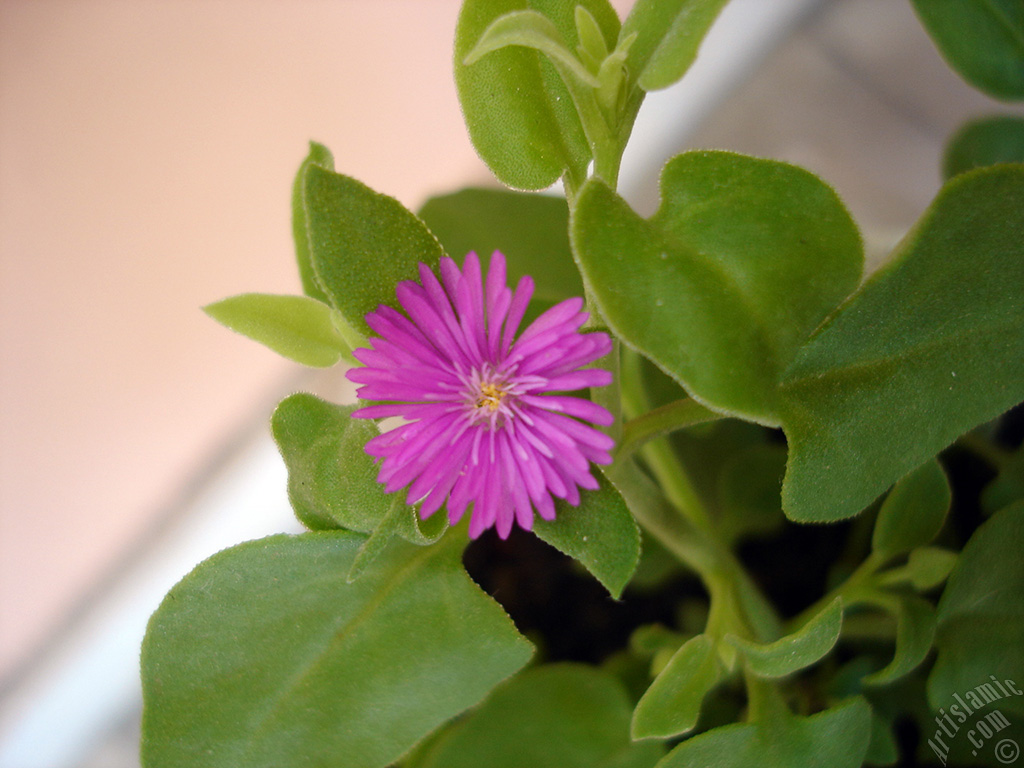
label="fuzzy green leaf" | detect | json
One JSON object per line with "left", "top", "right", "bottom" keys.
{"left": 620, "top": 0, "right": 730, "bottom": 91}
{"left": 872, "top": 459, "right": 951, "bottom": 559}
{"left": 417, "top": 187, "right": 582, "bottom": 312}
{"left": 727, "top": 597, "right": 843, "bottom": 679}
{"left": 929, "top": 502, "right": 1024, "bottom": 719}
{"left": 203, "top": 293, "right": 349, "bottom": 367}
{"left": 271, "top": 394, "right": 390, "bottom": 532}
{"left": 291, "top": 142, "right": 333, "bottom": 303}
{"left": 573, "top": 150, "right": 863, "bottom": 426}
{"left": 270, "top": 393, "right": 446, "bottom": 568}
{"left": 464, "top": 10, "right": 600, "bottom": 87}
{"left": 303, "top": 164, "right": 443, "bottom": 339}
{"left": 781, "top": 165, "right": 1024, "bottom": 522}
{"left": 455, "top": 0, "right": 620, "bottom": 190}
{"left": 412, "top": 664, "right": 664, "bottom": 768}
{"left": 534, "top": 470, "right": 641, "bottom": 598}
{"left": 632, "top": 634, "right": 724, "bottom": 739}
{"left": 140, "top": 532, "right": 533, "bottom": 768}
{"left": 862, "top": 594, "right": 936, "bottom": 686}
{"left": 944, "top": 115, "right": 1024, "bottom": 178}
{"left": 655, "top": 697, "right": 872, "bottom": 768}
{"left": 911, "top": 0, "right": 1024, "bottom": 99}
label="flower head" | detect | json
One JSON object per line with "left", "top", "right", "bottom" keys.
{"left": 346, "top": 251, "right": 614, "bottom": 538}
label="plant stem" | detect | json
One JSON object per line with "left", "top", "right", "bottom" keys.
{"left": 616, "top": 397, "right": 723, "bottom": 461}
{"left": 787, "top": 551, "right": 886, "bottom": 632}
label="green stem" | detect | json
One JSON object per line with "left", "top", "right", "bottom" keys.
{"left": 787, "top": 551, "right": 886, "bottom": 632}
{"left": 616, "top": 397, "right": 723, "bottom": 461}
{"left": 745, "top": 673, "right": 790, "bottom": 724}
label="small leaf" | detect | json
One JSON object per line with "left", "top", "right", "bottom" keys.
{"left": 573, "top": 151, "right": 862, "bottom": 425}
{"left": 871, "top": 459, "right": 951, "bottom": 559}
{"left": 417, "top": 187, "right": 582, "bottom": 312}
{"left": 455, "top": 0, "right": 620, "bottom": 190}
{"left": 291, "top": 142, "right": 333, "bottom": 303}
{"left": 862, "top": 595, "right": 936, "bottom": 687}
{"left": 631, "top": 634, "right": 724, "bottom": 739}
{"left": 204, "top": 293, "right": 349, "bottom": 367}
{"left": 141, "top": 532, "right": 533, "bottom": 768}
{"left": 271, "top": 393, "right": 390, "bottom": 532}
{"left": 655, "top": 697, "right": 872, "bottom": 768}
{"left": 928, "top": 501, "right": 1024, "bottom": 719}
{"left": 620, "top": 0, "right": 730, "bottom": 91}
{"left": 943, "top": 115, "right": 1024, "bottom": 178}
{"left": 347, "top": 498, "right": 448, "bottom": 582}
{"left": 303, "top": 164, "right": 443, "bottom": 339}
{"left": 781, "top": 165, "right": 1024, "bottom": 522}
{"left": 727, "top": 597, "right": 843, "bottom": 679}
{"left": 413, "top": 664, "right": 664, "bottom": 768}
{"left": 534, "top": 470, "right": 641, "bottom": 599}
{"left": 878, "top": 546, "right": 959, "bottom": 593}
{"left": 464, "top": 10, "right": 600, "bottom": 87}
{"left": 910, "top": 0, "right": 1024, "bottom": 99}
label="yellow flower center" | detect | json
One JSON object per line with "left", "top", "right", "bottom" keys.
{"left": 476, "top": 382, "right": 507, "bottom": 412}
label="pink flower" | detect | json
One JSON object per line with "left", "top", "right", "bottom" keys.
{"left": 346, "top": 251, "right": 614, "bottom": 538}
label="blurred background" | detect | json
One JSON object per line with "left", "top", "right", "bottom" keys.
{"left": 0, "top": 0, "right": 1019, "bottom": 765}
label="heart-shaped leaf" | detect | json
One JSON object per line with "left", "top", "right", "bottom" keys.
{"left": 780, "top": 165, "right": 1024, "bottom": 521}
{"left": 410, "top": 664, "right": 664, "bottom": 768}
{"left": 141, "top": 532, "right": 533, "bottom": 768}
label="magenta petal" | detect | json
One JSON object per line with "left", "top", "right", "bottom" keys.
{"left": 348, "top": 254, "right": 615, "bottom": 538}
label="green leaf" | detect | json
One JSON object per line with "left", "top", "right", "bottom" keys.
{"left": 140, "top": 532, "right": 533, "bottom": 768}
{"left": 291, "top": 141, "right": 333, "bottom": 303}
{"left": 534, "top": 470, "right": 641, "bottom": 598}
{"left": 877, "top": 546, "right": 958, "bottom": 591}
{"left": 871, "top": 459, "right": 951, "bottom": 559}
{"left": 865, "top": 712, "right": 899, "bottom": 767}
{"left": 780, "top": 165, "right": 1024, "bottom": 522}
{"left": 944, "top": 115, "right": 1024, "bottom": 178}
{"left": 655, "top": 697, "right": 872, "bottom": 768}
{"left": 573, "top": 150, "right": 862, "bottom": 425}
{"left": 929, "top": 501, "right": 1024, "bottom": 720}
{"left": 303, "top": 164, "right": 443, "bottom": 339}
{"left": 417, "top": 187, "right": 583, "bottom": 312}
{"left": 620, "top": 0, "right": 730, "bottom": 91}
{"left": 861, "top": 594, "right": 936, "bottom": 687}
{"left": 271, "top": 393, "right": 446, "bottom": 574}
{"left": 727, "top": 597, "right": 843, "bottom": 679}
{"left": 412, "top": 664, "right": 664, "bottom": 768}
{"left": 271, "top": 394, "right": 390, "bottom": 532}
{"left": 455, "top": 0, "right": 620, "bottom": 190}
{"left": 203, "top": 293, "right": 349, "bottom": 367}
{"left": 632, "top": 634, "right": 724, "bottom": 739}
{"left": 464, "top": 10, "right": 601, "bottom": 87}
{"left": 910, "top": 0, "right": 1024, "bottom": 99}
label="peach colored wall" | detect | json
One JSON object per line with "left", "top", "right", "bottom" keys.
{"left": 0, "top": 0, "right": 546, "bottom": 679}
